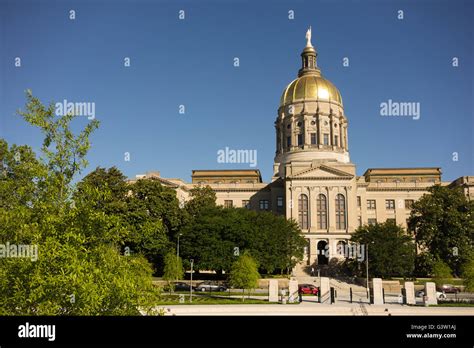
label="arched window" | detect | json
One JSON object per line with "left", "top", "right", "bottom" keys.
{"left": 298, "top": 194, "right": 309, "bottom": 229}
{"left": 335, "top": 194, "right": 346, "bottom": 229}
{"left": 317, "top": 194, "right": 327, "bottom": 229}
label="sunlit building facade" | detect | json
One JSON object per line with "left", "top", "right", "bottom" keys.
{"left": 132, "top": 31, "right": 473, "bottom": 273}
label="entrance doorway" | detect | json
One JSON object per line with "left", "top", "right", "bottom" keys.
{"left": 317, "top": 240, "right": 328, "bottom": 265}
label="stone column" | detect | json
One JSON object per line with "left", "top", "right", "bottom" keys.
{"left": 288, "top": 278, "right": 299, "bottom": 303}
{"left": 328, "top": 187, "right": 336, "bottom": 231}
{"left": 344, "top": 126, "right": 349, "bottom": 151}
{"left": 309, "top": 187, "right": 316, "bottom": 229}
{"left": 404, "top": 281, "right": 415, "bottom": 305}
{"left": 319, "top": 277, "right": 330, "bottom": 303}
{"left": 317, "top": 113, "right": 323, "bottom": 147}
{"left": 268, "top": 279, "right": 279, "bottom": 302}
{"left": 424, "top": 282, "right": 438, "bottom": 305}
{"left": 339, "top": 121, "right": 344, "bottom": 148}
{"left": 371, "top": 278, "right": 384, "bottom": 305}
{"left": 309, "top": 238, "right": 317, "bottom": 265}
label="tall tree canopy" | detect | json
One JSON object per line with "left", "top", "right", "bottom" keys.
{"left": 180, "top": 190, "right": 306, "bottom": 274}
{"left": 0, "top": 91, "right": 159, "bottom": 315}
{"left": 347, "top": 221, "right": 415, "bottom": 278}
{"left": 408, "top": 185, "right": 474, "bottom": 276}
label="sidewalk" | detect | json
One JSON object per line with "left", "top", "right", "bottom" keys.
{"left": 158, "top": 302, "right": 474, "bottom": 316}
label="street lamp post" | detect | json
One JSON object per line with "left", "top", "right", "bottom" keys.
{"left": 366, "top": 243, "right": 369, "bottom": 299}
{"left": 366, "top": 241, "right": 374, "bottom": 300}
{"left": 190, "top": 259, "right": 194, "bottom": 303}
{"left": 176, "top": 233, "right": 183, "bottom": 282}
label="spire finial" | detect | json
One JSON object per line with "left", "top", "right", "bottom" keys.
{"left": 305, "top": 26, "right": 312, "bottom": 47}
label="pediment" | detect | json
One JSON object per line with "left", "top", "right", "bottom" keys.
{"left": 290, "top": 164, "right": 354, "bottom": 179}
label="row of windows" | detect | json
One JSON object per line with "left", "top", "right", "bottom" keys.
{"left": 225, "top": 198, "right": 415, "bottom": 212}
{"left": 298, "top": 194, "right": 346, "bottom": 230}
{"left": 286, "top": 133, "right": 340, "bottom": 148}
{"left": 357, "top": 217, "right": 401, "bottom": 227}
{"left": 356, "top": 197, "right": 414, "bottom": 210}
{"left": 224, "top": 199, "right": 280, "bottom": 210}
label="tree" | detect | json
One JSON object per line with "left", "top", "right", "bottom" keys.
{"left": 75, "top": 168, "right": 182, "bottom": 273}
{"left": 408, "top": 185, "right": 474, "bottom": 276}
{"left": 461, "top": 256, "right": 474, "bottom": 292}
{"left": 229, "top": 253, "right": 260, "bottom": 301}
{"left": 162, "top": 250, "right": 184, "bottom": 291}
{"left": 348, "top": 221, "right": 415, "bottom": 278}
{"left": 0, "top": 91, "right": 160, "bottom": 315}
{"left": 179, "top": 205, "right": 306, "bottom": 274}
{"left": 432, "top": 260, "right": 452, "bottom": 288}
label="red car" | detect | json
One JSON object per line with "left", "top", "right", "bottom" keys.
{"left": 298, "top": 284, "right": 318, "bottom": 295}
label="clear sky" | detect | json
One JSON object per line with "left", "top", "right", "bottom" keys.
{"left": 1, "top": 0, "right": 473, "bottom": 183}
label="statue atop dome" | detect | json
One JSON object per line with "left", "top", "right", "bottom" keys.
{"left": 305, "top": 26, "right": 312, "bottom": 47}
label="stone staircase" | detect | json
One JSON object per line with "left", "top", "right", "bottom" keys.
{"left": 292, "top": 263, "right": 366, "bottom": 292}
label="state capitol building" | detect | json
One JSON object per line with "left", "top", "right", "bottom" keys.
{"left": 131, "top": 29, "right": 473, "bottom": 270}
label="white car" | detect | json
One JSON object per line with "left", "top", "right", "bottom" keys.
{"left": 416, "top": 290, "right": 446, "bottom": 299}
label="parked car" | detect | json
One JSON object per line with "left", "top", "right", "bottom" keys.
{"left": 298, "top": 284, "right": 318, "bottom": 295}
{"left": 440, "top": 284, "right": 460, "bottom": 294}
{"left": 195, "top": 282, "right": 227, "bottom": 292}
{"left": 173, "top": 282, "right": 194, "bottom": 291}
{"left": 416, "top": 290, "right": 446, "bottom": 299}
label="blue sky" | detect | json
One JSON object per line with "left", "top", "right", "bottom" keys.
{"left": 1, "top": 0, "right": 472, "bottom": 182}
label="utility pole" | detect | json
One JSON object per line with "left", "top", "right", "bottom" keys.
{"left": 190, "top": 259, "right": 194, "bottom": 303}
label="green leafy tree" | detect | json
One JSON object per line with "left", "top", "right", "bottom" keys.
{"left": 348, "top": 221, "right": 415, "bottom": 278}
{"left": 461, "top": 256, "right": 474, "bottom": 291}
{"left": 229, "top": 252, "right": 260, "bottom": 301}
{"left": 0, "top": 91, "right": 160, "bottom": 315}
{"left": 408, "top": 185, "right": 474, "bottom": 275}
{"left": 162, "top": 250, "right": 184, "bottom": 290}
{"left": 179, "top": 206, "right": 305, "bottom": 274}
{"left": 432, "top": 260, "right": 452, "bottom": 288}
{"left": 75, "top": 167, "right": 182, "bottom": 273}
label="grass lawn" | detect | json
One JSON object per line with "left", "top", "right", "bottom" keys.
{"left": 173, "top": 291, "right": 267, "bottom": 296}
{"left": 155, "top": 295, "right": 280, "bottom": 305}
{"left": 433, "top": 302, "right": 474, "bottom": 307}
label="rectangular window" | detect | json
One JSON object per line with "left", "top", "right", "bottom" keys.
{"left": 386, "top": 218, "right": 396, "bottom": 224}
{"left": 358, "top": 216, "right": 362, "bottom": 227}
{"left": 405, "top": 199, "right": 414, "bottom": 209}
{"left": 310, "top": 133, "right": 317, "bottom": 145}
{"left": 357, "top": 196, "right": 361, "bottom": 207}
{"left": 286, "top": 136, "right": 291, "bottom": 148}
{"left": 277, "top": 196, "right": 283, "bottom": 206}
{"left": 242, "top": 200, "right": 250, "bottom": 209}
{"left": 367, "top": 200, "right": 376, "bottom": 210}
{"left": 323, "top": 134, "right": 329, "bottom": 145}
{"left": 224, "top": 200, "right": 233, "bottom": 208}
{"left": 297, "top": 134, "right": 303, "bottom": 147}
{"left": 368, "top": 218, "right": 377, "bottom": 226}
{"left": 385, "top": 199, "right": 395, "bottom": 210}
{"left": 334, "top": 135, "right": 339, "bottom": 147}
{"left": 259, "top": 200, "right": 269, "bottom": 210}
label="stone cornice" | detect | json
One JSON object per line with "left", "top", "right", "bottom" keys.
{"left": 288, "top": 176, "right": 353, "bottom": 181}
{"left": 366, "top": 187, "right": 430, "bottom": 192}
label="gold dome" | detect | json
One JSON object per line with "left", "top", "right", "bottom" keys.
{"left": 280, "top": 74, "right": 343, "bottom": 107}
